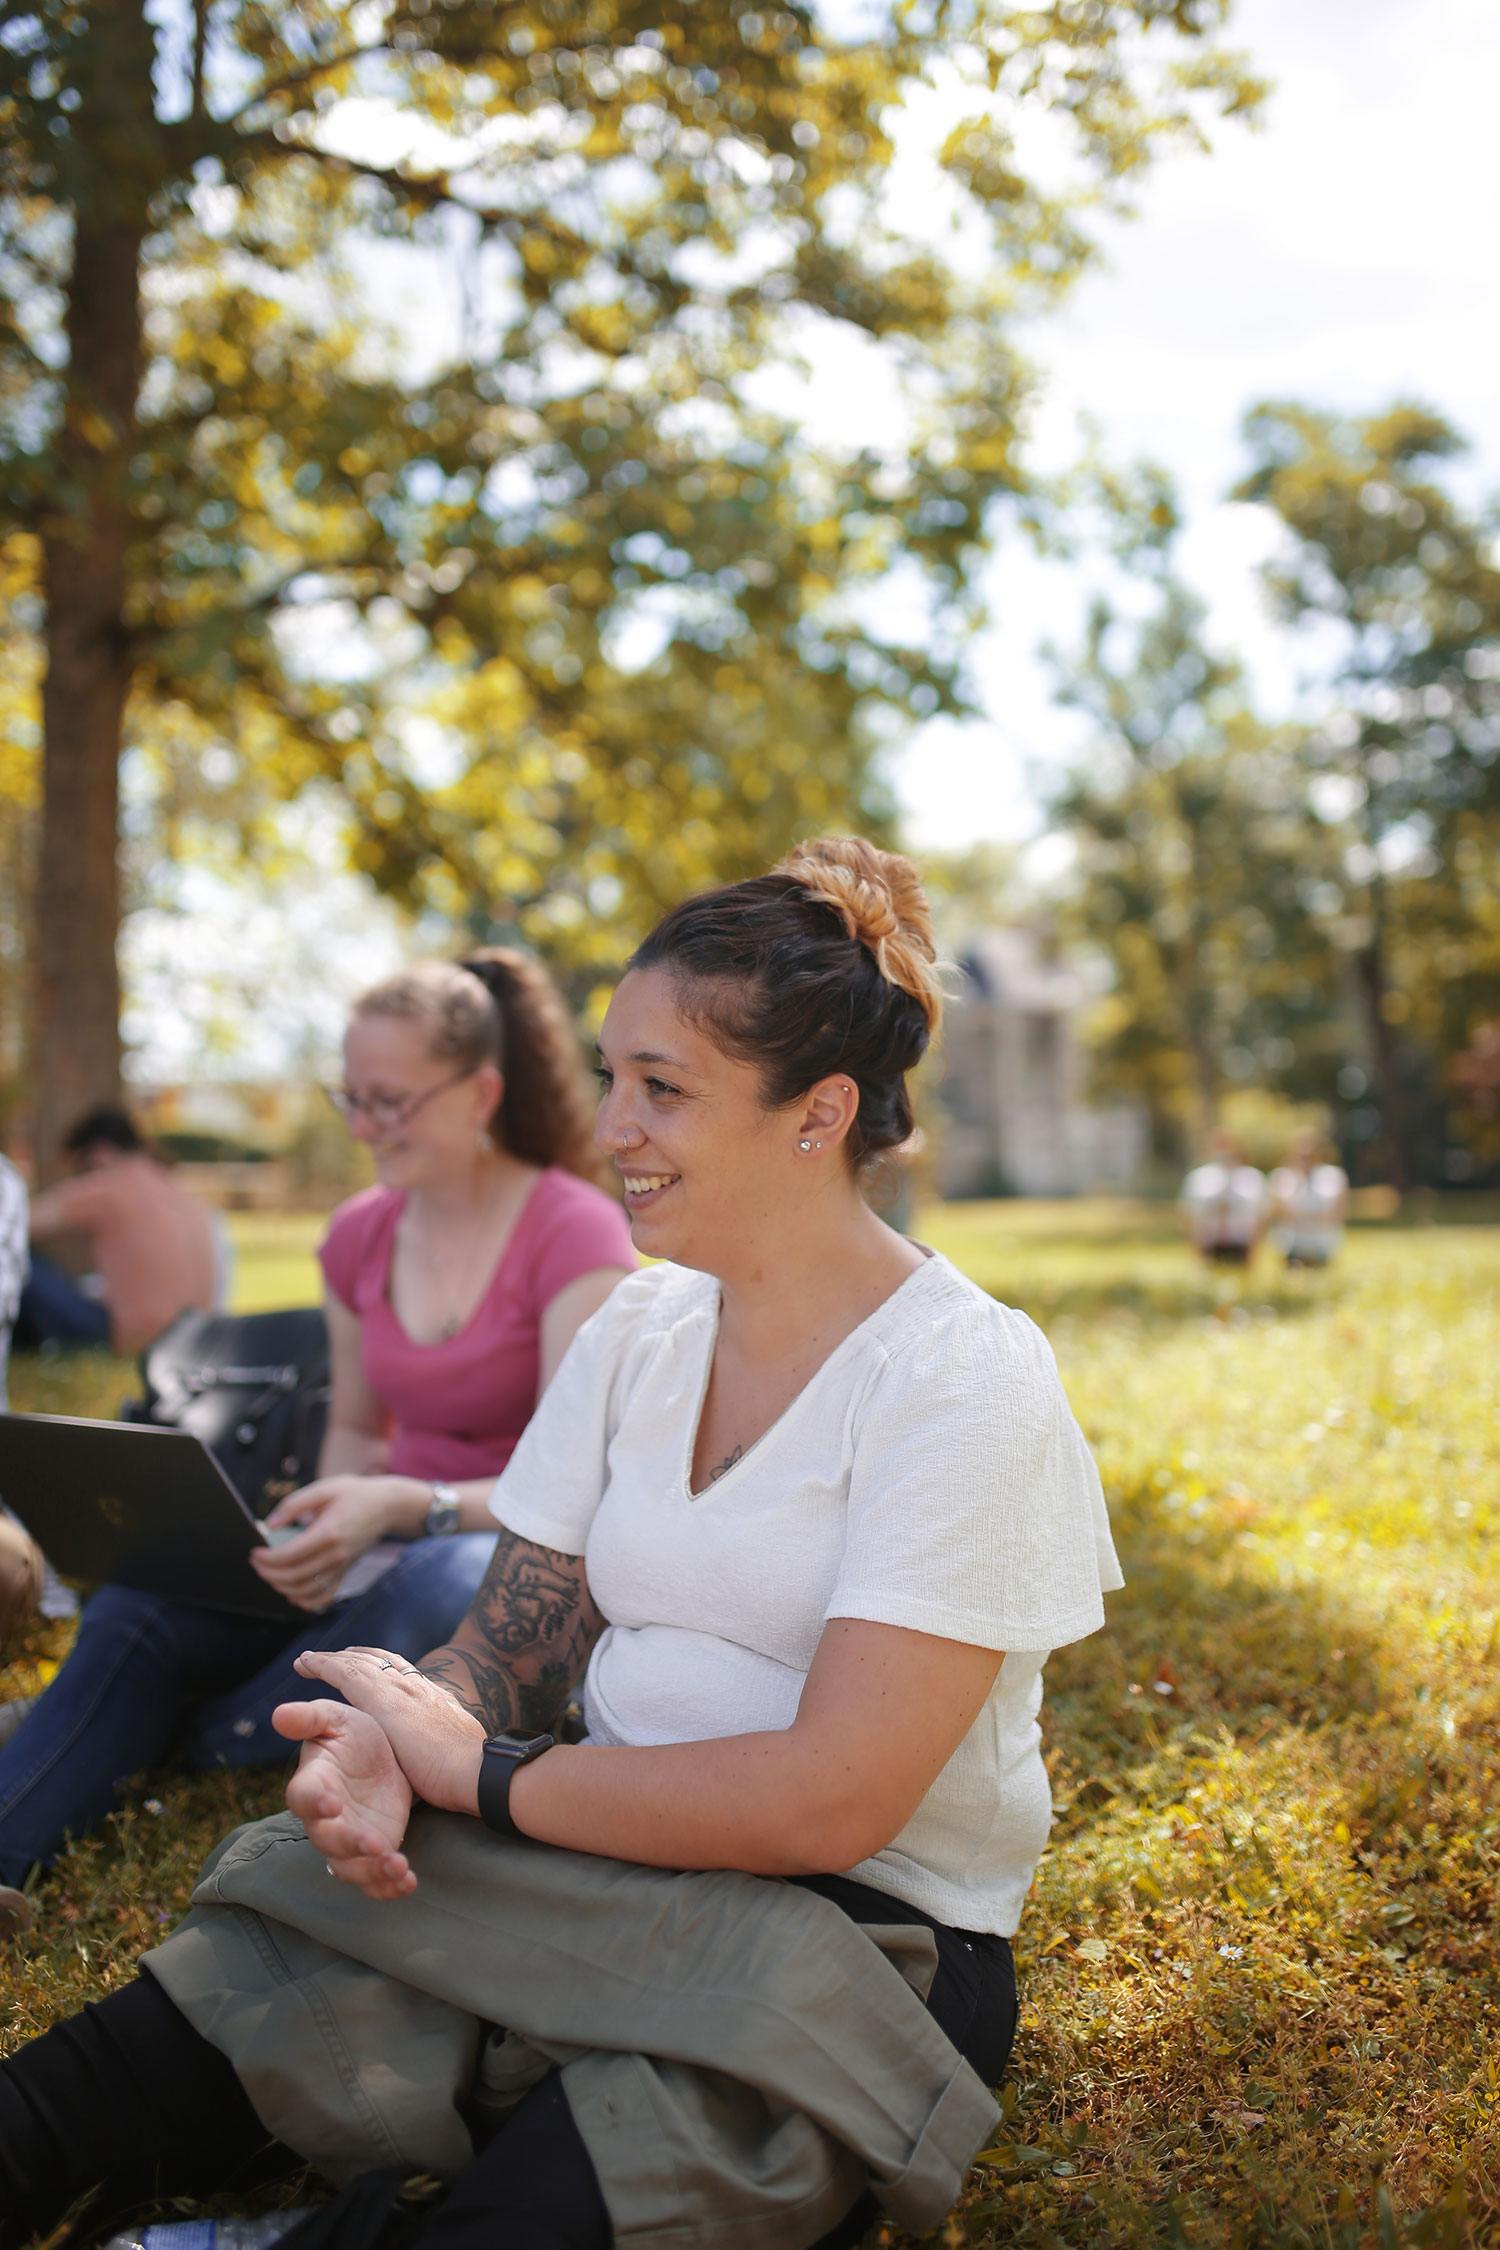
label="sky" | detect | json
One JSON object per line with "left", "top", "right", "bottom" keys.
{"left": 127, "top": 0, "right": 1500, "bottom": 1078}
{"left": 888, "top": 0, "right": 1500, "bottom": 854}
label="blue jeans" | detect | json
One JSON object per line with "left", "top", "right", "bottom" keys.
{"left": 0, "top": 1533, "right": 495, "bottom": 1889}
{"left": 14, "top": 1255, "right": 111, "bottom": 1349}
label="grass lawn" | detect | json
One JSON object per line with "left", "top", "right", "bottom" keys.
{"left": 4, "top": 1202, "right": 1499, "bottom": 2246}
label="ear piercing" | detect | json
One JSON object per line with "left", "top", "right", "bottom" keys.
{"left": 798, "top": 1139, "right": 822, "bottom": 1152}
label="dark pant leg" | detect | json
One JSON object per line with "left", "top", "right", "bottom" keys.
{"left": 789, "top": 1874, "right": 1019, "bottom": 2250}
{"left": 791, "top": 1871, "right": 1019, "bottom": 2085}
{"left": 269, "top": 2077, "right": 611, "bottom": 2250}
{"left": 0, "top": 1974, "right": 287, "bottom": 2250}
{"left": 418, "top": 2077, "right": 611, "bottom": 2250}
{"left": 0, "top": 1584, "right": 289, "bottom": 1887}
{"left": 13, "top": 1254, "right": 111, "bottom": 1349}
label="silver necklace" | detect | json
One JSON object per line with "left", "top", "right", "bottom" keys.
{"left": 417, "top": 1173, "right": 510, "bottom": 1340}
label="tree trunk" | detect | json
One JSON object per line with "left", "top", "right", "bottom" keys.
{"left": 1355, "top": 874, "right": 1412, "bottom": 1196}
{"left": 1183, "top": 825, "right": 1219, "bottom": 1146}
{"left": 33, "top": 211, "right": 143, "bottom": 1180}
{"left": 1186, "top": 996, "right": 1219, "bottom": 1147}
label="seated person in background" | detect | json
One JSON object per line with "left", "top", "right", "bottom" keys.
{"left": 1180, "top": 1129, "right": 1270, "bottom": 1267}
{"left": 17, "top": 1106, "right": 219, "bottom": 1355}
{"left": 0, "top": 952, "right": 634, "bottom": 1938}
{"left": 1270, "top": 1129, "right": 1349, "bottom": 1268}
{"left": 0, "top": 840, "right": 1122, "bottom": 2250}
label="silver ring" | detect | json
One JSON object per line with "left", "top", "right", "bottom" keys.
{"left": 378, "top": 1658, "right": 396, "bottom": 1671}
{"left": 326, "top": 1861, "right": 336, "bottom": 1877}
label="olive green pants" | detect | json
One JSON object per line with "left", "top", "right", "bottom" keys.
{"left": 144, "top": 1809, "right": 999, "bottom": 2250}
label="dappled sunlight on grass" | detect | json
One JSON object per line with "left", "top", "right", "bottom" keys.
{"left": 910, "top": 1207, "right": 1500, "bottom": 2248}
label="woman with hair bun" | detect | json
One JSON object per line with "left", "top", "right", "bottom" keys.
{"left": 0, "top": 951, "right": 633, "bottom": 1939}
{"left": 0, "top": 843, "right": 1121, "bottom": 2250}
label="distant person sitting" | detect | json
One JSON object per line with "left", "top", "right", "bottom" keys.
{"left": 16, "top": 1106, "right": 218, "bottom": 1356}
{"left": 1270, "top": 1130, "right": 1349, "bottom": 1268}
{"left": 1180, "top": 1129, "right": 1270, "bottom": 1266}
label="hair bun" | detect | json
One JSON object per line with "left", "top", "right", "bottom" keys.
{"left": 777, "top": 837, "right": 943, "bottom": 1036}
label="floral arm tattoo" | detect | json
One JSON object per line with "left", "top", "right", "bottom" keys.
{"left": 419, "top": 1526, "right": 606, "bottom": 1736}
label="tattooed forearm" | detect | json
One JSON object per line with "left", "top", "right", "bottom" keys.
{"left": 419, "top": 1526, "right": 604, "bottom": 1737}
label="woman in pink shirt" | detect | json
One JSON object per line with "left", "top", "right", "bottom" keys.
{"left": 0, "top": 953, "right": 634, "bottom": 1937}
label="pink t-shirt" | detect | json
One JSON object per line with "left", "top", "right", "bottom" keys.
{"left": 318, "top": 1168, "right": 634, "bottom": 1484}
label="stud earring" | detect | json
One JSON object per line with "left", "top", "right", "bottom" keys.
{"left": 799, "top": 1139, "right": 812, "bottom": 1151}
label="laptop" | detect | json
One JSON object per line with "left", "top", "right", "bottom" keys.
{"left": 0, "top": 1412, "right": 303, "bottom": 1622}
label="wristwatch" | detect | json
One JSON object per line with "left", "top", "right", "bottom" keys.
{"left": 424, "top": 1482, "right": 462, "bottom": 1538}
{"left": 477, "top": 1731, "right": 555, "bottom": 1840}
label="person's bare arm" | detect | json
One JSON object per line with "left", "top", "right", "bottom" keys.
{"left": 254, "top": 1288, "right": 524, "bottom": 1605}
{"left": 503, "top": 1619, "right": 1003, "bottom": 1874}
{"left": 298, "top": 1265, "right": 625, "bottom": 1498}
{"left": 25, "top": 1176, "right": 92, "bottom": 1239}
{"left": 538, "top": 1266, "right": 632, "bottom": 1396}
{"left": 413, "top": 1524, "right": 606, "bottom": 1735}
{"left": 316, "top": 1289, "right": 388, "bottom": 1478}
{"left": 294, "top": 1613, "right": 1003, "bottom": 1884}
{"left": 281, "top": 1522, "right": 606, "bottom": 1883}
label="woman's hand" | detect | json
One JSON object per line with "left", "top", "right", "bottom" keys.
{"left": 292, "top": 1645, "right": 488, "bottom": 1816}
{"left": 250, "top": 1476, "right": 429, "bottom": 1610}
{"left": 275, "top": 1698, "right": 418, "bottom": 1900}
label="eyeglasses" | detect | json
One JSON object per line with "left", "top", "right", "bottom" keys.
{"left": 324, "top": 1068, "right": 478, "bottom": 1134}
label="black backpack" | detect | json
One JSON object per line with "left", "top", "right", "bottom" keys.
{"left": 125, "top": 1306, "right": 331, "bottom": 1519}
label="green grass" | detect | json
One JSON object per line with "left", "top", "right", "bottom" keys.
{"left": 224, "top": 1211, "right": 324, "bottom": 1311}
{"left": 6, "top": 1204, "right": 1500, "bottom": 2246}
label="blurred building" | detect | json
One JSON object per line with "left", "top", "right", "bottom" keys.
{"left": 934, "top": 930, "right": 1146, "bottom": 1197}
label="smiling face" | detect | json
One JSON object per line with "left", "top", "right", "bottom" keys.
{"left": 595, "top": 966, "right": 823, "bottom": 1274}
{"left": 341, "top": 1010, "right": 502, "bottom": 1194}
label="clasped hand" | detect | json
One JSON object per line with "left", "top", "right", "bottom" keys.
{"left": 274, "top": 1646, "right": 487, "bottom": 1900}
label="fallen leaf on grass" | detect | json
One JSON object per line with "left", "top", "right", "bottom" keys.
{"left": 1077, "top": 1937, "right": 1110, "bottom": 1962}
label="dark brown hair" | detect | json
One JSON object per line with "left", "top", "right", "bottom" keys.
{"left": 628, "top": 837, "right": 942, "bottom": 1169}
{"left": 63, "top": 1105, "right": 145, "bottom": 1158}
{"left": 354, "top": 951, "right": 602, "bottom": 1183}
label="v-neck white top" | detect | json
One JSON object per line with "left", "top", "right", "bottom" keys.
{"left": 489, "top": 1253, "right": 1122, "bottom": 1935}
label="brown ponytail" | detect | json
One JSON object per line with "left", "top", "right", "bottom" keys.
{"left": 458, "top": 949, "right": 603, "bottom": 1183}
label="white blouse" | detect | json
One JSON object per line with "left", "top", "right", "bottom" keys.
{"left": 490, "top": 1253, "right": 1121, "bottom": 1936}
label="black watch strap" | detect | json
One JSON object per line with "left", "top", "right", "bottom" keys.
{"left": 476, "top": 1731, "right": 555, "bottom": 1840}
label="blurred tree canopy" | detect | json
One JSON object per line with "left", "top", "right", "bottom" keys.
{"left": 0, "top": 0, "right": 1261, "bottom": 1161}
{"left": 1044, "top": 410, "right": 1500, "bottom": 1187}
{"left": 1236, "top": 401, "right": 1500, "bottom": 1188}
{"left": 1046, "top": 572, "right": 1335, "bottom": 1160}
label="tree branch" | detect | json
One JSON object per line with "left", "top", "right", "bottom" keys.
{"left": 233, "top": 132, "right": 596, "bottom": 266}
{"left": 218, "top": 42, "right": 388, "bottom": 130}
